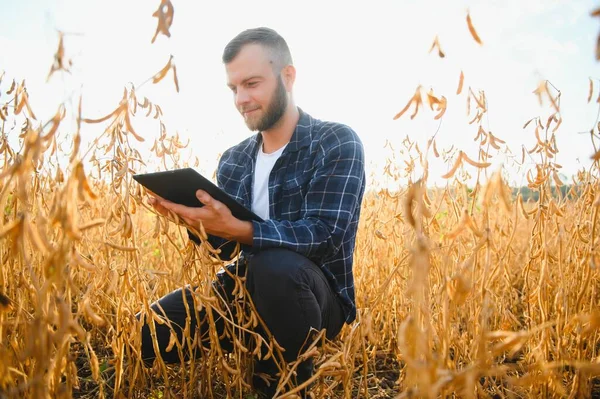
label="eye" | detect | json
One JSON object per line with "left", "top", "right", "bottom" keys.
{"left": 247, "top": 81, "right": 258, "bottom": 88}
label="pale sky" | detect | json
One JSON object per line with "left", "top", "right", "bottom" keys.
{"left": 0, "top": 0, "right": 598, "bottom": 188}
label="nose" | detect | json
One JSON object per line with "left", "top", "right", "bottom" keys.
{"left": 235, "top": 87, "right": 250, "bottom": 108}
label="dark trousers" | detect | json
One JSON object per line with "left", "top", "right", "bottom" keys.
{"left": 137, "top": 248, "right": 345, "bottom": 395}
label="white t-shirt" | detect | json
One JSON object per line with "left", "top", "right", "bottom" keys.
{"left": 252, "top": 144, "right": 287, "bottom": 220}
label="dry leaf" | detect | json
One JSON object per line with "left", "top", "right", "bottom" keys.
{"left": 82, "top": 108, "right": 119, "bottom": 124}
{"left": 152, "top": 0, "right": 174, "bottom": 44}
{"left": 523, "top": 117, "right": 535, "bottom": 129}
{"left": 467, "top": 12, "right": 483, "bottom": 45}
{"left": 393, "top": 86, "right": 422, "bottom": 120}
{"left": 47, "top": 32, "right": 71, "bottom": 82}
{"left": 589, "top": 78, "right": 594, "bottom": 103}
{"left": 411, "top": 90, "right": 423, "bottom": 119}
{"left": 6, "top": 79, "right": 15, "bottom": 95}
{"left": 463, "top": 152, "right": 491, "bottom": 168}
{"left": 393, "top": 98, "right": 412, "bottom": 120}
{"left": 427, "top": 89, "right": 440, "bottom": 110}
{"left": 466, "top": 93, "right": 471, "bottom": 116}
{"left": 152, "top": 55, "right": 173, "bottom": 84}
{"left": 546, "top": 82, "right": 560, "bottom": 111}
{"left": 475, "top": 126, "right": 485, "bottom": 142}
{"left": 124, "top": 112, "right": 145, "bottom": 142}
{"left": 146, "top": 103, "right": 154, "bottom": 117}
{"left": 552, "top": 116, "right": 563, "bottom": 133}
{"left": 442, "top": 152, "right": 464, "bottom": 179}
{"left": 434, "top": 96, "right": 447, "bottom": 120}
{"left": 429, "top": 35, "right": 445, "bottom": 58}
{"left": 490, "top": 131, "right": 505, "bottom": 145}
{"left": 552, "top": 170, "right": 564, "bottom": 187}
{"left": 457, "top": 70, "right": 464, "bottom": 95}
{"left": 172, "top": 64, "right": 180, "bottom": 92}
{"left": 470, "top": 87, "right": 486, "bottom": 110}
{"left": 532, "top": 81, "right": 545, "bottom": 106}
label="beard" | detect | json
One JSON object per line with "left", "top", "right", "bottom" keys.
{"left": 244, "top": 75, "right": 288, "bottom": 132}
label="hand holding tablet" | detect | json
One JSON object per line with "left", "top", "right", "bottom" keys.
{"left": 132, "top": 168, "right": 264, "bottom": 222}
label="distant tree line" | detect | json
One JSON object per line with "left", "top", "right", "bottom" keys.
{"left": 511, "top": 184, "right": 582, "bottom": 202}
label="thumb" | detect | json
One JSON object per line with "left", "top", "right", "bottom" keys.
{"left": 196, "top": 189, "right": 210, "bottom": 205}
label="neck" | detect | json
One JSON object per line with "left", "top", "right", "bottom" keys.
{"left": 260, "top": 103, "right": 299, "bottom": 154}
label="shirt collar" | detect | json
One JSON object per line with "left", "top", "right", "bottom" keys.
{"left": 286, "top": 107, "right": 313, "bottom": 153}
{"left": 244, "top": 107, "right": 313, "bottom": 159}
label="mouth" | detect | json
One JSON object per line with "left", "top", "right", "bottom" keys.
{"left": 242, "top": 108, "right": 259, "bottom": 116}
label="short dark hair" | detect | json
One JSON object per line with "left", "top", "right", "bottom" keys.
{"left": 222, "top": 27, "right": 293, "bottom": 72}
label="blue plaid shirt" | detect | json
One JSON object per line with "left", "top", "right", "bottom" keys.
{"left": 190, "top": 108, "right": 365, "bottom": 323}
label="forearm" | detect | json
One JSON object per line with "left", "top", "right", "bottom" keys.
{"left": 186, "top": 219, "right": 253, "bottom": 259}
{"left": 251, "top": 218, "right": 338, "bottom": 262}
{"left": 226, "top": 219, "right": 253, "bottom": 246}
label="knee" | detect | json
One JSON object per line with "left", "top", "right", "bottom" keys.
{"left": 247, "top": 248, "right": 308, "bottom": 283}
{"left": 246, "top": 249, "right": 318, "bottom": 307}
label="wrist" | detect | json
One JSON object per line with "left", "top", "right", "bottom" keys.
{"left": 229, "top": 219, "right": 253, "bottom": 245}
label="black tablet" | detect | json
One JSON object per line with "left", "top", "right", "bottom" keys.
{"left": 132, "top": 167, "right": 264, "bottom": 222}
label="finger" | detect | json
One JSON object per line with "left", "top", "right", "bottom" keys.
{"left": 150, "top": 196, "right": 167, "bottom": 208}
{"left": 196, "top": 190, "right": 212, "bottom": 205}
{"left": 150, "top": 203, "right": 169, "bottom": 218}
{"left": 196, "top": 190, "right": 225, "bottom": 212}
{"left": 162, "top": 201, "right": 203, "bottom": 221}
{"left": 148, "top": 197, "right": 163, "bottom": 211}
{"left": 147, "top": 190, "right": 166, "bottom": 201}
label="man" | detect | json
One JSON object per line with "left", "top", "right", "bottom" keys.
{"left": 139, "top": 27, "right": 366, "bottom": 397}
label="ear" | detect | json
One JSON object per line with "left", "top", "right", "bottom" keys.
{"left": 281, "top": 64, "right": 296, "bottom": 91}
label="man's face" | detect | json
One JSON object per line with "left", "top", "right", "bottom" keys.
{"left": 226, "top": 44, "right": 288, "bottom": 132}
